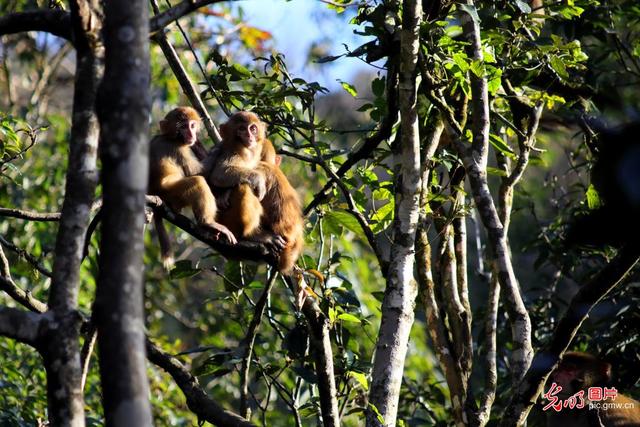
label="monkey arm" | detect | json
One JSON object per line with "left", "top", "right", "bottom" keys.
{"left": 210, "top": 164, "right": 265, "bottom": 195}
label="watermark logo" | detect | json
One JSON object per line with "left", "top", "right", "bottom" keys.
{"left": 542, "top": 383, "right": 633, "bottom": 412}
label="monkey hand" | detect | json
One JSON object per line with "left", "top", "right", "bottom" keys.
{"left": 203, "top": 221, "right": 238, "bottom": 245}
{"left": 264, "top": 233, "right": 287, "bottom": 253}
{"left": 244, "top": 171, "right": 267, "bottom": 201}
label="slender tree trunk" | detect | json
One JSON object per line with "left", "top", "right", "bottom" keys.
{"left": 94, "top": 0, "right": 153, "bottom": 424}
{"left": 40, "top": 1, "right": 102, "bottom": 425}
{"left": 366, "top": 1, "right": 422, "bottom": 425}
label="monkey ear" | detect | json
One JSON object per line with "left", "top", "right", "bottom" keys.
{"left": 275, "top": 155, "right": 282, "bottom": 167}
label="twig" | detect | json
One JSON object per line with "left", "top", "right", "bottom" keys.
{"left": 0, "top": 234, "right": 52, "bottom": 278}
{"left": 0, "top": 207, "right": 61, "bottom": 221}
{"left": 239, "top": 270, "right": 278, "bottom": 419}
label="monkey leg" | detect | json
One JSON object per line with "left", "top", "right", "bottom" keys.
{"left": 219, "top": 184, "right": 263, "bottom": 238}
{"left": 163, "top": 176, "right": 237, "bottom": 244}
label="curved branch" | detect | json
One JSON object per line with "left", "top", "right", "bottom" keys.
{"left": 0, "top": 10, "right": 73, "bottom": 42}
{"left": 146, "top": 339, "right": 256, "bottom": 427}
{"left": 146, "top": 196, "right": 279, "bottom": 266}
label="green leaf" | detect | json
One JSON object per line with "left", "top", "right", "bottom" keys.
{"left": 169, "top": 260, "right": 200, "bottom": 279}
{"left": 348, "top": 371, "right": 369, "bottom": 390}
{"left": 324, "top": 209, "right": 368, "bottom": 242}
{"left": 338, "top": 313, "right": 361, "bottom": 324}
{"left": 486, "top": 166, "right": 508, "bottom": 177}
{"left": 549, "top": 56, "right": 569, "bottom": 80}
{"left": 372, "top": 78, "right": 385, "bottom": 97}
{"left": 586, "top": 184, "right": 602, "bottom": 209}
{"left": 339, "top": 80, "right": 358, "bottom": 97}
{"left": 489, "top": 133, "right": 516, "bottom": 159}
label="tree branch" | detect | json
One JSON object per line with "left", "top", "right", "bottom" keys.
{"left": 149, "top": 0, "right": 229, "bottom": 35}
{"left": 150, "top": 0, "right": 222, "bottom": 144}
{"left": 0, "top": 234, "right": 52, "bottom": 278}
{"left": 0, "top": 306, "right": 45, "bottom": 346}
{"left": 0, "top": 10, "right": 73, "bottom": 42}
{"left": 147, "top": 196, "right": 279, "bottom": 266}
{"left": 0, "top": 207, "right": 61, "bottom": 221}
{"left": 239, "top": 271, "right": 278, "bottom": 419}
{"left": 146, "top": 339, "right": 256, "bottom": 427}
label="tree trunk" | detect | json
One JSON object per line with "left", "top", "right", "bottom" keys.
{"left": 94, "top": 0, "right": 153, "bottom": 424}
{"left": 366, "top": 1, "right": 422, "bottom": 425}
{"left": 40, "top": 1, "right": 101, "bottom": 425}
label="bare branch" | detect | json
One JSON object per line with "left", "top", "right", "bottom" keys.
{"left": 0, "top": 10, "right": 73, "bottom": 42}
{"left": 300, "top": 295, "right": 340, "bottom": 427}
{"left": 147, "top": 196, "right": 280, "bottom": 266}
{"left": 0, "top": 243, "right": 48, "bottom": 313}
{"left": 150, "top": 0, "right": 222, "bottom": 144}
{"left": 146, "top": 339, "right": 257, "bottom": 427}
{"left": 0, "top": 207, "right": 61, "bottom": 221}
{"left": 239, "top": 271, "right": 278, "bottom": 419}
{"left": 0, "top": 235, "right": 52, "bottom": 278}
{"left": 0, "top": 306, "right": 45, "bottom": 345}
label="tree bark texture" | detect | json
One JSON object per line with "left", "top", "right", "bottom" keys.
{"left": 366, "top": 1, "right": 422, "bottom": 425}
{"left": 94, "top": 0, "right": 153, "bottom": 424}
{"left": 40, "top": 1, "right": 102, "bottom": 425}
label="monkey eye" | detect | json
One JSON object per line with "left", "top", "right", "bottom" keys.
{"left": 249, "top": 123, "right": 259, "bottom": 135}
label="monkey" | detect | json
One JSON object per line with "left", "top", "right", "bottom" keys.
{"left": 149, "top": 107, "right": 237, "bottom": 268}
{"left": 206, "top": 111, "right": 304, "bottom": 273}
{"left": 546, "top": 352, "right": 640, "bottom": 427}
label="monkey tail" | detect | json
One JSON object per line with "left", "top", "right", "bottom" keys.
{"left": 278, "top": 228, "right": 304, "bottom": 274}
{"left": 153, "top": 212, "right": 174, "bottom": 270}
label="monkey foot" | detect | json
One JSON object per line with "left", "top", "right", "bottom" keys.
{"left": 252, "top": 233, "right": 286, "bottom": 253}
{"left": 203, "top": 222, "right": 238, "bottom": 245}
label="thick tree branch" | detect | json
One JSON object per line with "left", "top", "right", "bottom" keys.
{"left": 454, "top": 1, "right": 533, "bottom": 383}
{"left": 147, "top": 196, "right": 279, "bottom": 266}
{"left": 0, "top": 1, "right": 228, "bottom": 46}
{"left": 300, "top": 296, "right": 340, "bottom": 427}
{"left": 0, "top": 10, "right": 73, "bottom": 42}
{"left": 367, "top": 1, "right": 422, "bottom": 425}
{"left": 0, "top": 306, "right": 45, "bottom": 346}
{"left": 146, "top": 339, "right": 256, "bottom": 427}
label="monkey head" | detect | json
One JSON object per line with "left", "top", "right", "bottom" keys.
{"left": 550, "top": 352, "right": 612, "bottom": 397}
{"left": 221, "top": 111, "right": 266, "bottom": 150}
{"left": 159, "top": 107, "right": 201, "bottom": 146}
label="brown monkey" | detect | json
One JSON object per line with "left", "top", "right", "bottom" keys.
{"left": 546, "top": 352, "right": 640, "bottom": 427}
{"left": 149, "top": 107, "right": 237, "bottom": 267}
{"left": 207, "top": 111, "right": 304, "bottom": 273}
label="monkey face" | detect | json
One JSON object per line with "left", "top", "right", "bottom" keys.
{"left": 177, "top": 119, "right": 199, "bottom": 146}
{"left": 237, "top": 121, "right": 260, "bottom": 148}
